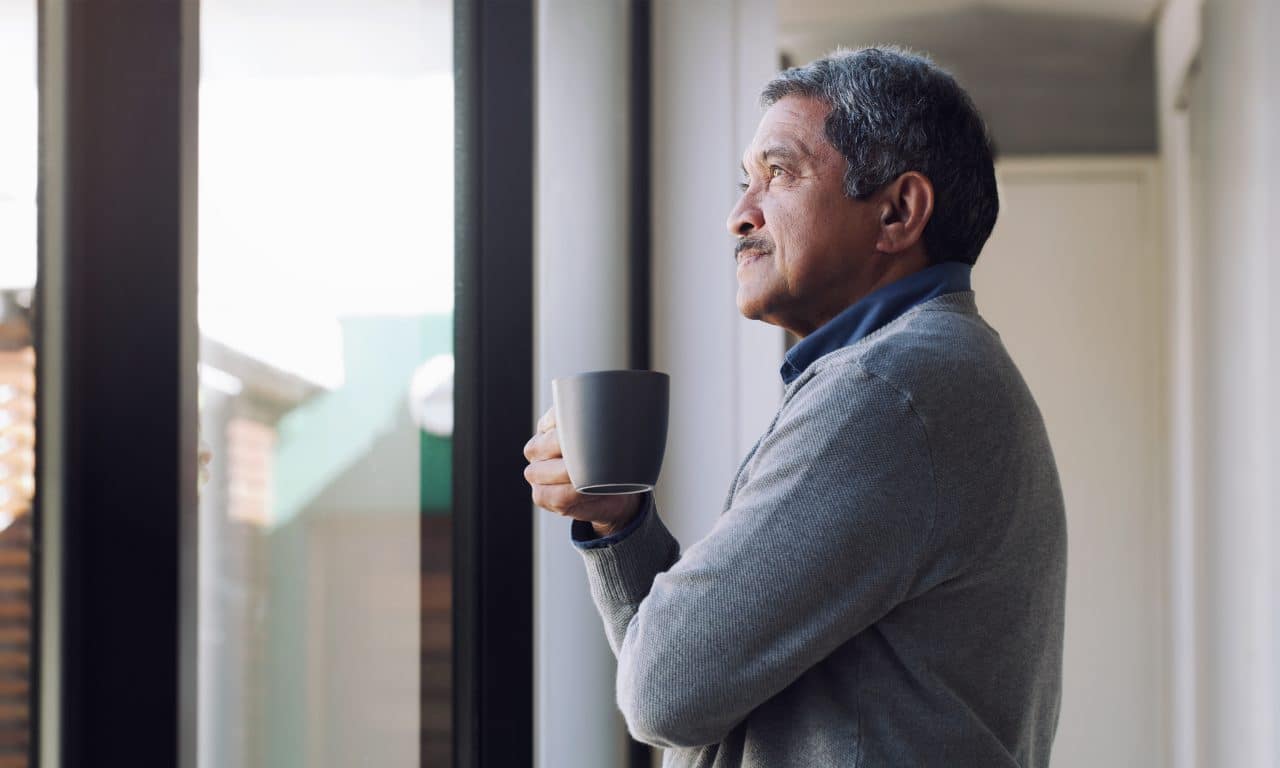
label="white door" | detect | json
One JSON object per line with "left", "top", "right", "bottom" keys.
{"left": 974, "top": 157, "right": 1167, "bottom": 768}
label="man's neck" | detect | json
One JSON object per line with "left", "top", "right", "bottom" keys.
{"left": 791, "top": 251, "right": 931, "bottom": 338}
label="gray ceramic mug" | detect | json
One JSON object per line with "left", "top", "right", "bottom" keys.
{"left": 551, "top": 369, "right": 669, "bottom": 494}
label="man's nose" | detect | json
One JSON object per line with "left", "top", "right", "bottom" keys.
{"left": 726, "top": 192, "right": 764, "bottom": 237}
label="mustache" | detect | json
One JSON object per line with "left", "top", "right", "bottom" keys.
{"left": 735, "top": 236, "right": 775, "bottom": 259}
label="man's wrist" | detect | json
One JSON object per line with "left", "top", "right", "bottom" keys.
{"left": 590, "top": 521, "right": 620, "bottom": 537}
{"left": 590, "top": 494, "right": 645, "bottom": 537}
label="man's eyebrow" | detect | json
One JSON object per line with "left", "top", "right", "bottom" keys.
{"left": 742, "top": 142, "right": 812, "bottom": 173}
{"left": 762, "top": 141, "right": 811, "bottom": 165}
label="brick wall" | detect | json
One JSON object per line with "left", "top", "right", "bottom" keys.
{"left": 0, "top": 346, "right": 36, "bottom": 767}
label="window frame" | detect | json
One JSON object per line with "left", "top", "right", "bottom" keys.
{"left": 451, "top": 0, "right": 536, "bottom": 765}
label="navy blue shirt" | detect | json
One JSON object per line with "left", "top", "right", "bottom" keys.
{"left": 571, "top": 261, "right": 973, "bottom": 549}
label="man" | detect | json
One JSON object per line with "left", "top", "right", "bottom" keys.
{"left": 523, "top": 46, "right": 1066, "bottom": 767}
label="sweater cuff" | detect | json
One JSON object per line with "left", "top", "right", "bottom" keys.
{"left": 576, "top": 493, "right": 680, "bottom": 607}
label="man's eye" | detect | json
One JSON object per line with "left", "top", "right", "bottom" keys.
{"left": 737, "top": 181, "right": 750, "bottom": 192}
{"left": 770, "top": 166, "right": 786, "bottom": 178}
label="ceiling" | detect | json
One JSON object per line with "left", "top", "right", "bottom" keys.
{"left": 775, "top": 1, "right": 1159, "bottom": 155}
{"left": 779, "top": 0, "right": 1162, "bottom": 30}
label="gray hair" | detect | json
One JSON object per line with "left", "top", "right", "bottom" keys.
{"left": 761, "top": 46, "right": 998, "bottom": 266}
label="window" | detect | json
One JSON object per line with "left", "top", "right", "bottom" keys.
{"left": 198, "top": 1, "right": 454, "bottom": 764}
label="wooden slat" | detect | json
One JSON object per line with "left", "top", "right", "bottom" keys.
{"left": 0, "top": 627, "right": 28, "bottom": 646}
{"left": 421, "top": 618, "right": 450, "bottom": 652}
{"left": 420, "top": 572, "right": 451, "bottom": 613}
{"left": 0, "top": 553, "right": 30, "bottom": 570}
{"left": 0, "top": 605, "right": 28, "bottom": 622}
{"left": 0, "top": 651, "right": 29, "bottom": 670}
{"left": 0, "top": 576, "right": 30, "bottom": 594}
{"left": 0, "top": 679, "right": 28, "bottom": 699}
{"left": 420, "top": 701, "right": 450, "bottom": 732}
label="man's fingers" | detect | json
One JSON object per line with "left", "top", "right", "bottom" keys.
{"left": 536, "top": 406, "right": 557, "bottom": 434}
{"left": 523, "top": 457, "right": 571, "bottom": 486}
{"left": 527, "top": 407, "right": 577, "bottom": 516}
{"left": 530, "top": 481, "right": 579, "bottom": 515}
{"left": 523, "top": 427, "right": 561, "bottom": 461}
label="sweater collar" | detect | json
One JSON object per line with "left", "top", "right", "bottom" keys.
{"left": 780, "top": 261, "right": 972, "bottom": 384}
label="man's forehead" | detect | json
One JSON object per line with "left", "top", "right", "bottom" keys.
{"left": 743, "top": 96, "right": 828, "bottom": 166}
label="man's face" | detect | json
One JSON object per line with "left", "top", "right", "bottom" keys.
{"left": 727, "top": 95, "right": 880, "bottom": 336}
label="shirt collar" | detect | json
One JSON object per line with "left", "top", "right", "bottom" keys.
{"left": 780, "top": 261, "right": 972, "bottom": 384}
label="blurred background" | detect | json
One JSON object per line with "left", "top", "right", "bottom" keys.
{"left": 1, "top": 0, "right": 1277, "bottom": 767}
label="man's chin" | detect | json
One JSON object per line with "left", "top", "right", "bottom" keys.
{"left": 736, "top": 293, "right": 769, "bottom": 323}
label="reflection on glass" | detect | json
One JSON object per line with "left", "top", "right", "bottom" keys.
{"left": 0, "top": 1, "right": 38, "bottom": 764}
{"left": 198, "top": 1, "right": 453, "bottom": 765}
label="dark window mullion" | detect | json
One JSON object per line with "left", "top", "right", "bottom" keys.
{"left": 452, "top": 1, "right": 535, "bottom": 767}
{"left": 41, "top": 2, "right": 199, "bottom": 766}
{"left": 628, "top": 2, "right": 653, "bottom": 766}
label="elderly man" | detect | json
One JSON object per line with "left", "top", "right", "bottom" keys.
{"left": 524, "top": 47, "right": 1066, "bottom": 767}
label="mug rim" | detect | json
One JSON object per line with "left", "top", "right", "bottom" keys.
{"left": 552, "top": 368, "right": 668, "bottom": 386}
{"left": 576, "top": 482, "right": 653, "bottom": 495}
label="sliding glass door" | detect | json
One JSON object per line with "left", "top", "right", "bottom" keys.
{"left": 197, "top": 1, "right": 454, "bottom": 765}
{"left": 35, "top": 1, "right": 532, "bottom": 766}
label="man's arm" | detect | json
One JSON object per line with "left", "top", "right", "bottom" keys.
{"left": 575, "top": 362, "right": 937, "bottom": 748}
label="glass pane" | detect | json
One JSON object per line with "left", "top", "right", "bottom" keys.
{"left": 197, "top": 2, "right": 453, "bottom": 766}
{"left": 0, "top": 0, "right": 37, "bottom": 764}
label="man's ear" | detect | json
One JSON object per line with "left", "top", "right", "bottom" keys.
{"left": 874, "top": 171, "right": 934, "bottom": 255}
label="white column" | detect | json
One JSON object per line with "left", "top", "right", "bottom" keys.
{"left": 1199, "top": 1, "right": 1277, "bottom": 764}
{"left": 1163, "top": 0, "right": 1280, "bottom": 765}
{"left": 533, "top": 2, "right": 633, "bottom": 767}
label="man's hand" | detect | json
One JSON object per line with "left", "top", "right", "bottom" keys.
{"left": 523, "top": 406, "right": 643, "bottom": 537}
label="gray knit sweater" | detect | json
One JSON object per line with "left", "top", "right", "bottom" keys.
{"left": 575, "top": 292, "right": 1067, "bottom": 767}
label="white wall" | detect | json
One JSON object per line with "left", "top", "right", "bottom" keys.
{"left": 652, "top": 0, "right": 783, "bottom": 549}
{"left": 534, "top": 3, "right": 633, "bottom": 766}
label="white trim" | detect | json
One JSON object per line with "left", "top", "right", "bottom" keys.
{"left": 37, "top": 0, "right": 66, "bottom": 762}
{"left": 1163, "top": 108, "right": 1203, "bottom": 768}
{"left": 1156, "top": 3, "right": 1204, "bottom": 763}
{"left": 1156, "top": 0, "right": 1203, "bottom": 112}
